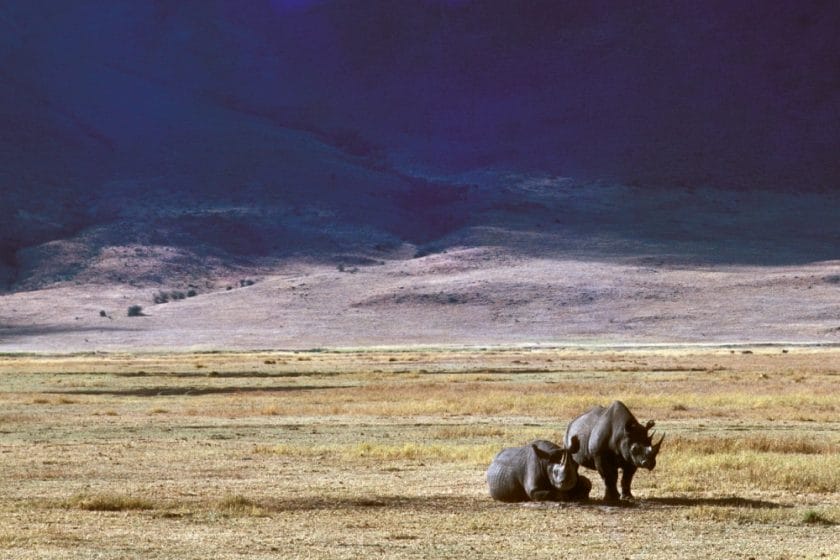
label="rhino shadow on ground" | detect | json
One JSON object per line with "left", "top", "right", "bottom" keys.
{"left": 252, "top": 495, "right": 482, "bottom": 513}
{"left": 208, "top": 495, "right": 789, "bottom": 514}
{"left": 520, "top": 496, "right": 788, "bottom": 510}
{"left": 645, "top": 496, "right": 789, "bottom": 509}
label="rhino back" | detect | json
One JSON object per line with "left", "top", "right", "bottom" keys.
{"left": 588, "top": 401, "right": 638, "bottom": 462}
{"left": 486, "top": 446, "right": 540, "bottom": 502}
{"left": 565, "top": 405, "right": 605, "bottom": 468}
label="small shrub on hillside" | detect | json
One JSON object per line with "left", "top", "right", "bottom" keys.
{"left": 187, "top": 289, "right": 197, "bottom": 297}
{"left": 337, "top": 264, "right": 358, "bottom": 273}
{"left": 127, "top": 305, "right": 144, "bottom": 317}
{"left": 802, "top": 510, "right": 835, "bottom": 526}
{"left": 154, "top": 290, "right": 188, "bottom": 304}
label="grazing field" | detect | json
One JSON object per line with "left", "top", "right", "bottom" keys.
{"left": 0, "top": 346, "right": 838, "bottom": 559}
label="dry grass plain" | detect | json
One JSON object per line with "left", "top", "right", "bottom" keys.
{"left": 1, "top": 346, "right": 838, "bottom": 559}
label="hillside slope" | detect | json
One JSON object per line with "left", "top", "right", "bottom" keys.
{"left": 2, "top": 176, "right": 839, "bottom": 351}
{"left": 2, "top": 1, "right": 840, "bottom": 349}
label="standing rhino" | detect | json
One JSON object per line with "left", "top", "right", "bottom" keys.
{"left": 565, "top": 401, "right": 664, "bottom": 502}
{"left": 486, "top": 437, "right": 591, "bottom": 502}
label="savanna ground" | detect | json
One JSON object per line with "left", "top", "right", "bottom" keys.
{"left": 0, "top": 346, "right": 838, "bottom": 559}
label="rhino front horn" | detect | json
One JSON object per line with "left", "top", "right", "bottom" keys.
{"left": 653, "top": 433, "right": 665, "bottom": 451}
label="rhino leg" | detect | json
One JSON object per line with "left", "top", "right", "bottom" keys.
{"left": 595, "top": 455, "right": 620, "bottom": 502}
{"left": 620, "top": 467, "right": 637, "bottom": 500}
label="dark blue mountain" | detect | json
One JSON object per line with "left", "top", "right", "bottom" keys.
{"left": 2, "top": 1, "right": 839, "bottom": 288}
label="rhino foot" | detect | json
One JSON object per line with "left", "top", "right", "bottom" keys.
{"left": 603, "top": 490, "right": 621, "bottom": 503}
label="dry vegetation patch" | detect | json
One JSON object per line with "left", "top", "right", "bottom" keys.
{"left": 0, "top": 346, "right": 838, "bottom": 559}
{"left": 61, "top": 493, "right": 158, "bottom": 512}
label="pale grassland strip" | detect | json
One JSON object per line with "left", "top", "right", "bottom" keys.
{"left": 0, "top": 347, "right": 838, "bottom": 559}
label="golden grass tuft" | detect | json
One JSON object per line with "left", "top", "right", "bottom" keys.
{"left": 667, "top": 434, "right": 838, "bottom": 455}
{"left": 432, "top": 425, "right": 506, "bottom": 439}
{"left": 254, "top": 441, "right": 499, "bottom": 465}
{"left": 350, "top": 441, "right": 498, "bottom": 464}
{"left": 215, "top": 495, "right": 269, "bottom": 517}
{"left": 801, "top": 509, "right": 837, "bottom": 526}
{"left": 0, "top": 533, "right": 20, "bottom": 547}
{"left": 662, "top": 451, "right": 840, "bottom": 493}
{"left": 63, "top": 493, "right": 156, "bottom": 512}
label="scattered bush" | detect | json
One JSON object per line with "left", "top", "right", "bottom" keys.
{"left": 187, "top": 289, "right": 197, "bottom": 297}
{"left": 240, "top": 279, "right": 255, "bottom": 287}
{"left": 127, "top": 305, "right": 144, "bottom": 317}
{"left": 154, "top": 290, "right": 188, "bottom": 304}
{"left": 99, "top": 310, "right": 107, "bottom": 317}
{"left": 337, "top": 264, "right": 358, "bottom": 273}
{"left": 802, "top": 510, "right": 835, "bottom": 526}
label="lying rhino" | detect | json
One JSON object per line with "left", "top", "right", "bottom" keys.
{"left": 486, "top": 437, "right": 591, "bottom": 502}
{"left": 565, "top": 400, "right": 664, "bottom": 502}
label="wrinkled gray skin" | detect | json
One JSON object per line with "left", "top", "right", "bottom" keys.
{"left": 486, "top": 437, "right": 591, "bottom": 502}
{"left": 565, "top": 401, "right": 664, "bottom": 502}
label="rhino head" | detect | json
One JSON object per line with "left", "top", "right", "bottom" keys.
{"left": 627, "top": 419, "right": 665, "bottom": 470}
{"left": 534, "top": 436, "right": 581, "bottom": 492}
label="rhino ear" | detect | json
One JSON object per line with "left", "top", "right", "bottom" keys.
{"left": 567, "top": 435, "right": 580, "bottom": 454}
{"left": 531, "top": 444, "right": 552, "bottom": 460}
{"left": 645, "top": 420, "right": 656, "bottom": 431}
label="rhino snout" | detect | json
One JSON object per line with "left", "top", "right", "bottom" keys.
{"left": 630, "top": 442, "right": 658, "bottom": 469}
{"left": 549, "top": 462, "right": 578, "bottom": 492}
